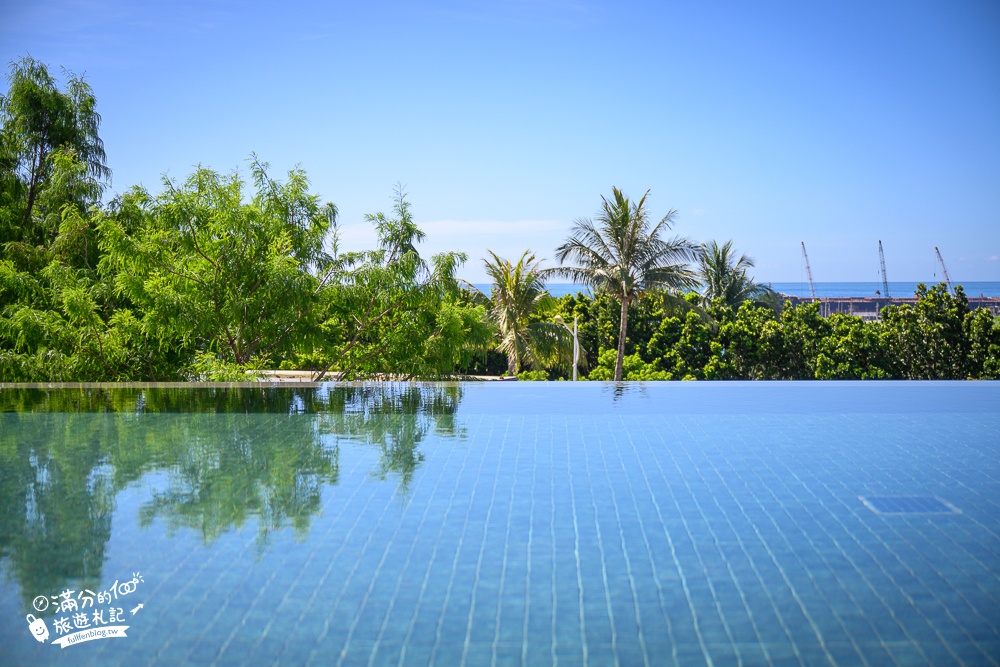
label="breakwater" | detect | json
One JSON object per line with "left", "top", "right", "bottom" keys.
{"left": 768, "top": 281, "right": 1000, "bottom": 298}
{"left": 780, "top": 295, "right": 1000, "bottom": 320}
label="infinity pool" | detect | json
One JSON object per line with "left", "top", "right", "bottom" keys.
{"left": 1, "top": 382, "right": 998, "bottom": 666}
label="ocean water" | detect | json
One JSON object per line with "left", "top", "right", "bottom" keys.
{"left": 470, "top": 283, "right": 593, "bottom": 298}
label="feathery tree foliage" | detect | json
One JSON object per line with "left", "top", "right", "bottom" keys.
{"left": 0, "top": 56, "right": 109, "bottom": 248}
{"left": 98, "top": 156, "right": 336, "bottom": 378}
{"left": 310, "top": 187, "right": 492, "bottom": 380}
{"left": 0, "top": 58, "right": 123, "bottom": 380}
{"left": 554, "top": 187, "right": 699, "bottom": 381}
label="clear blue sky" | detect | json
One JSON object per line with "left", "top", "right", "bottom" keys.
{"left": 3, "top": 0, "right": 999, "bottom": 283}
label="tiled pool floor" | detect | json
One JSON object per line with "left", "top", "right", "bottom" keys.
{"left": 1, "top": 382, "right": 998, "bottom": 666}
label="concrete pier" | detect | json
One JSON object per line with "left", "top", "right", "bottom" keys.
{"left": 779, "top": 295, "right": 1000, "bottom": 320}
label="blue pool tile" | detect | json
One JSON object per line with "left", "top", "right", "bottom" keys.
{"left": 732, "top": 643, "right": 769, "bottom": 665}
{"left": 523, "top": 644, "right": 555, "bottom": 666}
{"left": 825, "top": 642, "right": 865, "bottom": 666}
{"left": 458, "top": 642, "right": 491, "bottom": 666}
{"left": 705, "top": 643, "right": 742, "bottom": 666}
{"left": 550, "top": 647, "right": 584, "bottom": 666}
{"left": 428, "top": 638, "right": 465, "bottom": 666}
{"left": 673, "top": 645, "right": 711, "bottom": 666}
{"left": 724, "top": 617, "right": 760, "bottom": 645}
{"left": 217, "top": 636, "right": 256, "bottom": 664}
{"left": 3, "top": 384, "right": 999, "bottom": 667}
{"left": 612, "top": 642, "right": 648, "bottom": 666}
{"left": 152, "top": 641, "right": 192, "bottom": 666}
{"left": 398, "top": 642, "right": 434, "bottom": 667}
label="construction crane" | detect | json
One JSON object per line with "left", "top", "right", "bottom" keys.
{"left": 878, "top": 240, "right": 890, "bottom": 298}
{"left": 935, "top": 246, "right": 953, "bottom": 293}
{"left": 800, "top": 242, "right": 816, "bottom": 298}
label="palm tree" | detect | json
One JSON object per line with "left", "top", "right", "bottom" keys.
{"left": 479, "top": 250, "right": 568, "bottom": 377}
{"left": 699, "top": 240, "right": 776, "bottom": 310}
{"left": 555, "top": 187, "right": 699, "bottom": 381}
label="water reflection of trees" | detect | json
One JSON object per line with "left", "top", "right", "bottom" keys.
{"left": 135, "top": 412, "right": 341, "bottom": 554}
{"left": 0, "top": 412, "right": 113, "bottom": 610}
{"left": 319, "top": 384, "right": 465, "bottom": 492}
{"left": 0, "top": 383, "right": 465, "bottom": 610}
{"left": 604, "top": 381, "right": 650, "bottom": 402}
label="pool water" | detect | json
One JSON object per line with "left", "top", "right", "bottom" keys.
{"left": 1, "top": 382, "right": 998, "bottom": 666}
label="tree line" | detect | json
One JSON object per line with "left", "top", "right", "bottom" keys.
{"left": 2, "top": 57, "right": 998, "bottom": 382}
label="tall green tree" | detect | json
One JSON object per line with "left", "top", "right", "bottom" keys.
{"left": 699, "top": 240, "right": 776, "bottom": 310}
{"left": 965, "top": 306, "right": 1000, "bottom": 379}
{"left": 311, "top": 188, "right": 491, "bottom": 380}
{"left": 880, "top": 283, "right": 971, "bottom": 379}
{"left": 0, "top": 59, "right": 137, "bottom": 381}
{"left": 0, "top": 56, "right": 109, "bottom": 248}
{"left": 478, "top": 249, "right": 568, "bottom": 376}
{"left": 555, "top": 187, "right": 699, "bottom": 381}
{"left": 98, "top": 157, "right": 336, "bottom": 378}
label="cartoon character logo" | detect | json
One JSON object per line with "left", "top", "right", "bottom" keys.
{"left": 26, "top": 614, "right": 49, "bottom": 643}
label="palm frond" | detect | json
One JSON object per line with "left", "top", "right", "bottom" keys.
{"left": 482, "top": 249, "right": 564, "bottom": 374}
{"left": 698, "top": 239, "right": 769, "bottom": 309}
